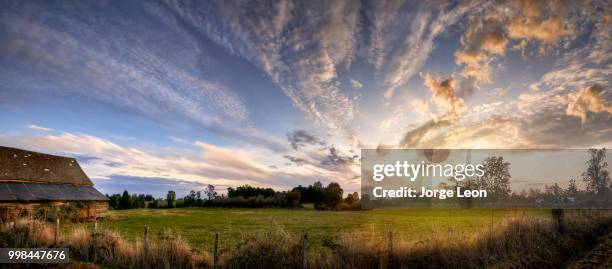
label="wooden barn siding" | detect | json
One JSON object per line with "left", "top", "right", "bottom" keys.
{"left": 0, "top": 201, "right": 108, "bottom": 220}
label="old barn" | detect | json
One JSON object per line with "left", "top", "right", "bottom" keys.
{"left": 0, "top": 146, "right": 108, "bottom": 220}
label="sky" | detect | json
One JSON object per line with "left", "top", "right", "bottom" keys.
{"left": 1, "top": 0, "right": 611, "bottom": 197}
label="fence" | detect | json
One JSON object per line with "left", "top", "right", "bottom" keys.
{"left": 47, "top": 209, "right": 572, "bottom": 269}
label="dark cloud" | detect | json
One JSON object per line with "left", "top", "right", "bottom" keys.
{"left": 283, "top": 155, "right": 306, "bottom": 166}
{"left": 517, "top": 105, "right": 612, "bottom": 148}
{"left": 287, "top": 130, "right": 327, "bottom": 150}
{"left": 74, "top": 154, "right": 122, "bottom": 167}
{"left": 74, "top": 154, "right": 101, "bottom": 164}
{"left": 320, "top": 146, "right": 358, "bottom": 168}
{"left": 398, "top": 119, "right": 452, "bottom": 148}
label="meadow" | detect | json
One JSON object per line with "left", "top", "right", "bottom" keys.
{"left": 65, "top": 207, "right": 551, "bottom": 253}
{"left": 4, "top": 207, "right": 610, "bottom": 268}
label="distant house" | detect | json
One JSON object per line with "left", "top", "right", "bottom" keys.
{"left": 0, "top": 146, "right": 108, "bottom": 220}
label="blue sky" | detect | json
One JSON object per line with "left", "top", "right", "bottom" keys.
{"left": 1, "top": 0, "right": 610, "bottom": 197}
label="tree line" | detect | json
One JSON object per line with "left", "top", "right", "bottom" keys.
{"left": 441, "top": 148, "right": 611, "bottom": 206}
{"left": 108, "top": 148, "right": 609, "bottom": 210}
{"left": 106, "top": 181, "right": 361, "bottom": 210}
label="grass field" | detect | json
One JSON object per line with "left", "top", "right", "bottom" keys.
{"left": 65, "top": 207, "right": 551, "bottom": 253}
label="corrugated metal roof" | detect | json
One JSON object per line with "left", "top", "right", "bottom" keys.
{"left": 0, "top": 183, "right": 108, "bottom": 201}
{"left": 0, "top": 146, "right": 93, "bottom": 186}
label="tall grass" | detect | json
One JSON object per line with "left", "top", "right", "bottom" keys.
{"left": 0, "top": 211, "right": 609, "bottom": 268}
{"left": 0, "top": 217, "right": 209, "bottom": 269}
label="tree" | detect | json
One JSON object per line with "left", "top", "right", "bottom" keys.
{"left": 566, "top": 179, "right": 579, "bottom": 196}
{"left": 227, "top": 185, "right": 276, "bottom": 198}
{"left": 323, "top": 182, "right": 343, "bottom": 209}
{"left": 167, "top": 190, "right": 176, "bottom": 208}
{"left": 106, "top": 193, "right": 121, "bottom": 209}
{"left": 184, "top": 190, "right": 197, "bottom": 206}
{"left": 119, "top": 190, "right": 131, "bottom": 209}
{"left": 477, "top": 156, "right": 511, "bottom": 199}
{"left": 292, "top": 181, "right": 326, "bottom": 203}
{"left": 582, "top": 148, "right": 610, "bottom": 195}
{"left": 286, "top": 191, "right": 301, "bottom": 208}
{"left": 545, "top": 183, "right": 563, "bottom": 202}
{"left": 205, "top": 185, "right": 217, "bottom": 200}
{"left": 344, "top": 193, "right": 355, "bottom": 205}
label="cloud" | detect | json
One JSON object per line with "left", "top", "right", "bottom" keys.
{"left": 168, "top": 136, "right": 189, "bottom": 144}
{"left": 165, "top": 1, "right": 359, "bottom": 134}
{"left": 0, "top": 3, "right": 294, "bottom": 150}
{"left": 397, "top": 78, "right": 612, "bottom": 150}
{"left": 566, "top": 85, "right": 612, "bottom": 123}
{"left": 451, "top": 0, "right": 574, "bottom": 93}
{"left": 283, "top": 155, "right": 306, "bottom": 166}
{"left": 320, "top": 146, "right": 358, "bottom": 168}
{"left": 423, "top": 74, "right": 467, "bottom": 121}
{"left": 1, "top": 126, "right": 368, "bottom": 192}
{"left": 283, "top": 130, "right": 359, "bottom": 183}
{"left": 27, "top": 124, "right": 52, "bottom": 132}
{"left": 93, "top": 175, "right": 210, "bottom": 198}
{"left": 454, "top": 14, "right": 508, "bottom": 84}
{"left": 366, "top": 0, "right": 406, "bottom": 70}
{"left": 0, "top": 131, "right": 315, "bottom": 190}
{"left": 507, "top": 0, "right": 573, "bottom": 44}
{"left": 382, "top": 1, "right": 485, "bottom": 103}
{"left": 410, "top": 99, "right": 431, "bottom": 116}
{"left": 287, "top": 130, "right": 327, "bottom": 150}
{"left": 350, "top": 79, "right": 363, "bottom": 90}
{"left": 398, "top": 119, "right": 452, "bottom": 148}
{"left": 490, "top": 87, "right": 509, "bottom": 97}
{"left": 455, "top": 51, "right": 493, "bottom": 83}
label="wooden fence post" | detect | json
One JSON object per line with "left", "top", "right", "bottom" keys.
{"left": 213, "top": 233, "right": 219, "bottom": 269}
{"left": 55, "top": 218, "right": 60, "bottom": 245}
{"left": 144, "top": 226, "right": 149, "bottom": 269}
{"left": 91, "top": 218, "right": 98, "bottom": 262}
{"left": 552, "top": 209, "right": 564, "bottom": 233}
{"left": 302, "top": 233, "right": 308, "bottom": 269}
{"left": 387, "top": 229, "right": 393, "bottom": 269}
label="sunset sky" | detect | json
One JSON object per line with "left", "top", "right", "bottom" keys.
{"left": 1, "top": 0, "right": 610, "bottom": 196}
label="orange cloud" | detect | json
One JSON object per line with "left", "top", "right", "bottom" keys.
{"left": 423, "top": 74, "right": 467, "bottom": 121}
{"left": 455, "top": 51, "right": 493, "bottom": 83}
{"left": 455, "top": 18, "right": 507, "bottom": 83}
{"left": 566, "top": 85, "right": 612, "bottom": 123}
{"left": 507, "top": 0, "right": 572, "bottom": 44}
{"left": 480, "top": 31, "right": 508, "bottom": 55}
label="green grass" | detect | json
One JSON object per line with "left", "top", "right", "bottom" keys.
{"left": 64, "top": 207, "right": 550, "bottom": 253}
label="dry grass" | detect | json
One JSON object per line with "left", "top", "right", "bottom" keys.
{"left": 0, "top": 211, "right": 610, "bottom": 268}
{"left": 0, "top": 218, "right": 210, "bottom": 269}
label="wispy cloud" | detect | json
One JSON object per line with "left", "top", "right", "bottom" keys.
{"left": 0, "top": 128, "right": 362, "bottom": 191}
{"left": 0, "top": 131, "right": 315, "bottom": 189}
{"left": 0, "top": 2, "right": 291, "bottom": 150}
{"left": 27, "top": 124, "right": 52, "bottom": 132}
{"left": 382, "top": 1, "right": 484, "bottom": 103}
{"left": 164, "top": 0, "right": 359, "bottom": 134}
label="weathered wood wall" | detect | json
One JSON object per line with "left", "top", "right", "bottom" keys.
{"left": 0, "top": 201, "right": 108, "bottom": 221}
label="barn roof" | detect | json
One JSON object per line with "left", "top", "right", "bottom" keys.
{"left": 0, "top": 146, "right": 93, "bottom": 186}
{"left": 0, "top": 183, "right": 108, "bottom": 201}
{"left": 0, "top": 146, "right": 108, "bottom": 201}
